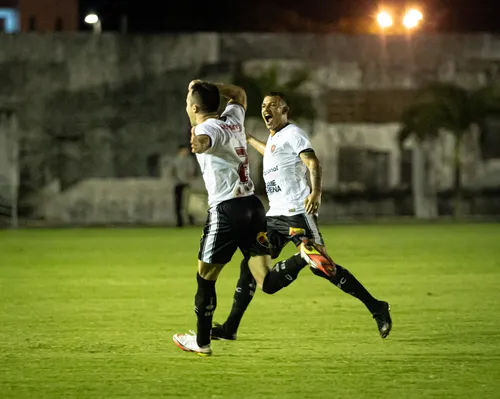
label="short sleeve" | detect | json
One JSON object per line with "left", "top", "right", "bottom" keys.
{"left": 221, "top": 102, "right": 245, "bottom": 125}
{"left": 194, "top": 124, "right": 220, "bottom": 152}
{"left": 289, "top": 129, "right": 313, "bottom": 155}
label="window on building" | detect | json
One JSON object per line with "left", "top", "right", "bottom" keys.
{"left": 338, "top": 147, "right": 364, "bottom": 186}
{"left": 481, "top": 118, "right": 500, "bottom": 160}
{"left": 146, "top": 153, "right": 161, "bottom": 177}
{"left": 55, "top": 17, "right": 63, "bottom": 31}
{"left": 400, "top": 149, "right": 413, "bottom": 187}
{"left": 28, "top": 16, "right": 36, "bottom": 31}
{"left": 365, "top": 149, "right": 389, "bottom": 189}
{"left": 338, "top": 147, "right": 390, "bottom": 190}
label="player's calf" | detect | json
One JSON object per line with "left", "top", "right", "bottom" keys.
{"left": 248, "top": 253, "right": 308, "bottom": 294}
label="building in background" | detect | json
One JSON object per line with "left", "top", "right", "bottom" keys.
{"left": 1, "top": 0, "right": 78, "bottom": 32}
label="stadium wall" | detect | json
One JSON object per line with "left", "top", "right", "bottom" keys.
{"left": 1, "top": 33, "right": 500, "bottom": 224}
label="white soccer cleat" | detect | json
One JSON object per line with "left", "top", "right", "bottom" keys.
{"left": 173, "top": 330, "right": 212, "bottom": 356}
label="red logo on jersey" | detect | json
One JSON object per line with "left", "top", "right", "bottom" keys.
{"left": 270, "top": 145, "right": 276, "bottom": 153}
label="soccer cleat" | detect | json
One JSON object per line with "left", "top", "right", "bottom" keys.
{"left": 373, "top": 301, "right": 392, "bottom": 339}
{"left": 211, "top": 323, "right": 237, "bottom": 341}
{"left": 173, "top": 330, "right": 212, "bottom": 356}
{"left": 299, "top": 238, "right": 336, "bottom": 278}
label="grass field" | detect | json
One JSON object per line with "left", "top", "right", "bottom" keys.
{"left": 1, "top": 224, "right": 500, "bottom": 399}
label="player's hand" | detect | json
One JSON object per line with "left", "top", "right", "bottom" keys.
{"left": 188, "top": 79, "right": 203, "bottom": 91}
{"left": 304, "top": 191, "right": 321, "bottom": 214}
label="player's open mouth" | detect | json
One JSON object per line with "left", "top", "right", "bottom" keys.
{"left": 264, "top": 114, "right": 273, "bottom": 123}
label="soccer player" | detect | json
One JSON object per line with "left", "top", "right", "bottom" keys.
{"left": 172, "top": 82, "right": 336, "bottom": 356}
{"left": 211, "top": 92, "right": 392, "bottom": 341}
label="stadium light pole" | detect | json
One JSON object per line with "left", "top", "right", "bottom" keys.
{"left": 402, "top": 9, "right": 423, "bottom": 76}
{"left": 84, "top": 13, "right": 102, "bottom": 34}
{"left": 376, "top": 11, "right": 392, "bottom": 85}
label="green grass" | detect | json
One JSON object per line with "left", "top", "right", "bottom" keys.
{"left": 1, "top": 224, "right": 499, "bottom": 399}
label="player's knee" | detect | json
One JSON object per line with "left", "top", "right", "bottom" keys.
{"left": 197, "top": 260, "right": 224, "bottom": 281}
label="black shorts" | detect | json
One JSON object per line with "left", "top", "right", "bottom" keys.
{"left": 267, "top": 213, "right": 325, "bottom": 259}
{"left": 198, "top": 195, "right": 271, "bottom": 264}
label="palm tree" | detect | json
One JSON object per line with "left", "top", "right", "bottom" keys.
{"left": 399, "top": 82, "right": 500, "bottom": 217}
{"left": 232, "top": 64, "right": 315, "bottom": 121}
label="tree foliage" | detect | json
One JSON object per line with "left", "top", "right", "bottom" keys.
{"left": 232, "top": 64, "right": 316, "bottom": 121}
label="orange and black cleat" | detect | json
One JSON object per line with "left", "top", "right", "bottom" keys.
{"left": 299, "top": 237, "right": 336, "bottom": 278}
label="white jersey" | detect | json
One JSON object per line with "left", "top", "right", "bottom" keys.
{"left": 194, "top": 103, "right": 255, "bottom": 208}
{"left": 263, "top": 123, "right": 313, "bottom": 216}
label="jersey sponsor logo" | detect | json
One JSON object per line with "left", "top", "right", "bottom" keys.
{"left": 263, "top": 165, "right": 279, "bottom": 176}
{"left": 256, "top": 231, "right": 271, "bottom": 248}
{"left": 266, "top": 180, "right": 282, "bottom": 194}
{"left": 270, "top": 145, "right": 276, "bottom": 153}
{"left": 221, "top": 123, "right": 242, "bottom": 132}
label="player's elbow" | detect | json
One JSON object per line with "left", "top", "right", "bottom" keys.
{"left": 234, "top": 89, "right": 247, "bottom": 110}
{"left": 307, "top": 158, "right": 321, "bottom": 171}
{"left": 192, "top": 136, "right": 212, "bottom": 154}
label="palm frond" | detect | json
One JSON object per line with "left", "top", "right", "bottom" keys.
{"left": 231, "top": 64, "right": 315, "bottom": 121}
{"left": 397, "top": 126, "right": 413, "bottom": 146}
{"left": 399, "top": 101, "right": 441, "bottom": 145}
{"left": 418, "top": 82, "right": 470, "bottom": 131}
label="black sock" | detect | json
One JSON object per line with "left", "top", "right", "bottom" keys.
{"left": 311, "top": 264, "right": 380, "bottom": 313}
{"left": 194, "top": 273, "right": 217, "bottom": 347}
{"left": 262, "top": 253, "right": 308, "bottom": 294}
{"left": 224, "top": 258, "right": 256, "bottom": 334}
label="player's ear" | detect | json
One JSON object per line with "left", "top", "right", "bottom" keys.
{"left": 282, "top": 105, "right": 289, "bottom": 115}
{"left": 192, "top": 104, "right": 199, "bottom": 114}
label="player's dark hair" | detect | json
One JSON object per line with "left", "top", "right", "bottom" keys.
{"left": 267, "top": 91, "right": 288, "bottom": 105}
{"left": 191, "top": 82, "right": 220, "bottom": 113}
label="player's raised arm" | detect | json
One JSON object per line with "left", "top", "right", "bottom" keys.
{"left": 213, "top": 83, "right": 247, "bottom": 110}
{"left": 189, "top": 80, "right": 246, "bottom": 109}
{"left": 300, "top": 150, "right": 323, "bottom": 214}
{"left": 246, "top": 132, "right": 266, "bottom": 156}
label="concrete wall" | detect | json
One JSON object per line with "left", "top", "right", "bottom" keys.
{"left": 1, "top": 32, "right": 500, "bottom": 224}
{"left": 37, "top": 178, "right": 210, "bottom": 225}
{"left": 0, "top": 110, "right": 18, "bottom": 226}
{"left": 0, "top": 33, "right": 220, "bottom": 195}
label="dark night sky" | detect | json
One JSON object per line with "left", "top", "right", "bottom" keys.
{"left": 78, "top": 0, "right": 500, "bottom": 33}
